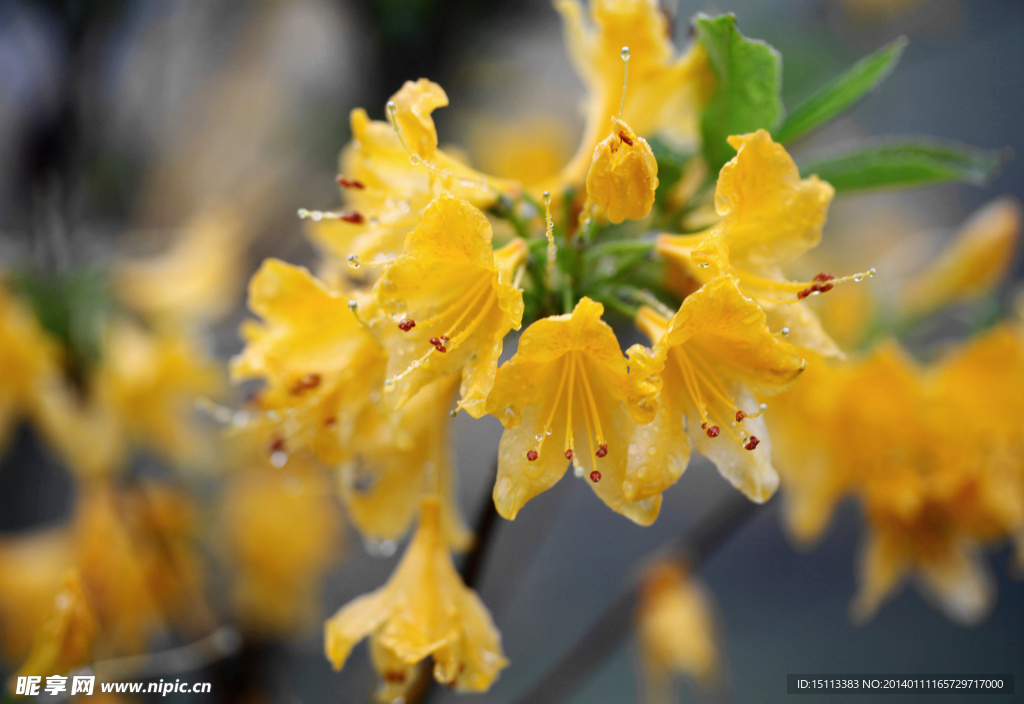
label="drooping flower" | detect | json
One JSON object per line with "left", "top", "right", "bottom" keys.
{"left": 586, "top": 116, "right": 659, "bottom": 223}
{"left": 373, "top": 194, "right": 526, "bottom": 418}
{"left": 635, "top": 561, "right": 721, "bottom": 701}
{"left": 553, "top": 0, "right": 713, "bottom": 186}
{"left": 325, "top": 496, "right": 507, "bottom": 699}
{"left": 626, "top": 276, "right": 805, "bottom": 504}
{"left": 487, "top": 297, "right": 659, "bottom": 524}
{"left": 11, "top": 571, "right": 96, "bottom": 685}
{"left": 339, "top": 374, "right": 473, "bottom": 551}
{"left": 657, "top": 130, "right": 845, "bottom": 357}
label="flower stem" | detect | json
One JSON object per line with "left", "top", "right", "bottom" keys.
{"left": 510, "top": 491, "right": 761, "bottom": 704}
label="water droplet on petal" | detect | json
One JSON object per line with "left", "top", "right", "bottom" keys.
{"left": 621, "top": 46, "right": 630, "bottom": 61}
{"left": 409, "top": 154, "right": 421, "bottom": 166}
{"left": 364, "top": 538, "right": 397, "bottom": 558}
{"left": 270, "top": 451, "right": 288, "bottom": 468}
{"left": 347, "top": 254, "right": 362, "bottom": 270}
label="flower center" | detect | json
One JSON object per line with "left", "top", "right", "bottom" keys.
{"left": 526, "top": 352, "right": 609, "bottom": 464}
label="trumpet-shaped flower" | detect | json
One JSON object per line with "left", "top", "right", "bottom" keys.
{"left": 487, "top": 297, "right": 659, "bottom": 524}
{"left": 586, "top": 117, "right": 659, "bottom": 223}
{"left": 627, "top": 276, "right": 805, "bottom": 503}
{"left": 373, "top": 194, "right": 526, "bottom": 417}
{"left": 554, "top": 0, "right": 712, "bottom": 185}
{"left": 658, "top": 130, "right": 844, "bottom": 357}
{"left": 325, "top": 496, "right": 507, "bottom": 699}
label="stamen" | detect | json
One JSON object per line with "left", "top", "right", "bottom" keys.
{"left": 336, "top": 176, "right": 365, "bottom": 189}
{"left": 297, "top": 208, "right": 365, "bottom": 224}
{"left": 735, "top": 410, "right": 746, "bottom": 422}
{"left": 577, "top": 357, "right": 607, "bottom": 446}
{"left": 744, "top": 436, "right": 760, "bottom": 451}
{"left": 526, "top": 450, "right": 539, "bottom": 462}
{"left": 590, "top": 470, "right": 602, "bottom": 483}
{"left": 706, "top": 425, "right": 720, "bottom": 438}
{"left": 565, "top": 449, "right": 574, "bottom": 460}
{"left": 618, "top": 131, "right": 633, "bottom": 146}
{"left": 618, "top": 46, "right": 630, "bottom": 119}
{"left": 397, "top": 319, "right": 416, "bottom": 332}
{"left": 290, "top": 373, "right": 321, "bottom": 395}
{"left": 595, "top": 444, "right": 608, "bottom": 458}
{"left": 736, "top": 268, "right": 876, "bottom": 305}
{"left": 269, "top": 437, "right": 287, "bottom": 454}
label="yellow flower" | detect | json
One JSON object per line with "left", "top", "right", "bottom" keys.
{"left": 902, "top": 197, "right": 1021, "bottom": 317}
{"left": 553, "top": 0, "right": 712, "bottom": 186}
{"left": 223, "top": 457, "right": 343, "bottom": 636}
{"left": 115, "top": 206, "right": 248, "bottom": 326}
{"left": 657, "top": 130, "right": 844, "bottom": 357}
{"left": 0, "top": 283, "right": 64, "bottom": 454}
{"left": 586, "top": 117, "right": 659, "bottom": 223}
{"left": 770, "top": 342, "right": 1024, "bottom": 623}
{"left": 12, "top": 571, "right": 97, "bottom": 684}
{"left": 636, "top": 561, "right": 720, "bottom": 699}
{"left": 232, "top": 258, "right": 385, "bottom": 463}
{"left": 373, "top": 194, "right": 526, "bottom": 418}
{"left": 339, "top": 374, "right": 473, "bottom": 551}
{"left": 325, "top": 496, "right": 507, "bottom": 699}
{"left": 307, "top": 80, "right": 515, "bottom": 271}
{"left": 628, "top": 276, "right": 805, "bottom": 503}
{"left": 486, "top": 297, "right": 659, "bottom": 525}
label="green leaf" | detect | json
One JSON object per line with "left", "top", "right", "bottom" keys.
{"left": 774, "top": 37, "right": 908, "bottom": 144}
{"left": 694, "top": 14, "right": 783, "bottom": 174}
{"left": 800, "top": 137, "right": 1006, "bottom": 192}
{"left": 647, "top": 136, "right": 692, "bottom": 206}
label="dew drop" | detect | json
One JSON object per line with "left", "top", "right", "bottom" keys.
{"left": 409, "top": 154, "right": 421, "bottom": 166}
{"left": 646, "top": 446, "right": 657, "bottom": 456}
{"left": 364, "top": 538, "right": 397, "bottom": 558}
{"left": 760, "top": 402, "right": 768, "bottom": 411}
{"left": 621, "top": 46, "right": 630, "bottom": 61}
{"left": 297, "top": 208, "right": 310, "bottom": 219}
{"left": 535, "top": 433, "right": 545, "bottom": 442}
{"left": 266, "top": 410, "right": 282, "bottom": 422}
{"left": 270, "top": 451, "right": 288, "bottom": 468}
{"left": 868, "top": 268, "right": 877, "bottom": 276}
{"left": 386, "top": 101, "right": 397, "bottom": 117}
{"left": 449, "top": 410, "right": 458, "bottom": 418}
{"left": 347, "top": 254, "right": 362, "bottom": 270}
{"left": 231, "top": 411, "right": 249, "bottom": 429}
{"left": 384, "top": 378, "right": 396, "bottom": 388}
{"left": 781, "top": 327, "right": 790, "bottom": 336}
{"left": 573, "top": 463, "right": 585, "bottom": 478}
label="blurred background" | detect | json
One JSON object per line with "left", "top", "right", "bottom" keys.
{"left": 1, "top": 0, "right": 1023, "bottom": 702}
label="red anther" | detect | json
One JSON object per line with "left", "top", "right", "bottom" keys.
{"left": 565, "top": 449, "right": 574, "bottom": 460}
{"left": 436, "top": 346, "right": 447, "bottom": 353}
{"left": 336, "top": 176, "right": 365, "bottom": 189}
{"left": 397, "top": 319, "right": 416, "bottom": 331}
{"left": 440, "top": 335, "right": 450, "bottom": 341}
{"left": 429, "top": 337, "right": 441, "bottom": 346}
{"left": 269, "top": 437, "right": 287, "bottom": 453}
{"left": 290, "top": 373, "right": 322, "bottom": 394}
{"left": 383, "top": 672, "right": 406, "bottom": 684}
{"left": 706, "top": 425, "right": 720, "bottom": 438}
{"left": 339, "top": 211, "right": 365, "bottom": 224}
{"left": 797, "top": 287, "right": 813, "bottom": 300}
{"left": 428, "top": 337, "right": 448, "bottom": 352}
{"left": 618, "top": 131, "right": 634, "bottom": 146}
{"left": 324, "top": 416, "right": 337, "bottom": 427}
{"left": 818, "top": 283, "right": 833, "bottom": 294}
{"left": 590, "top": 471, "right": 602, "bottom": 483}
{"left": 595, "top": 444, "right": 608, "bottom": 458}
{"left": 798, "top": 280, "right": 836, "bottom": 300}
{"left": 701, "top": 422, "right": 708, "bottom": 430}
{"left": 735, "top": 410, "right": 746, "bottom": 422}
{"left": 744, "top": 436, "right": 761, "bottom": 451}
{"left": 527, "top": 450, "right": 539, "bottom": 461}
{"left": 813, "top": 272, "right": 835, "bottom": 283}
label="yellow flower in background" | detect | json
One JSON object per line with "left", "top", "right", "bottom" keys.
{"left": 628, "top": 276, "right": 804, "bottom": 504}
{"left": 223, "top": 457, "right": 343, "bottom": 637}
{"left": 0, "top": 283, "right": 65, "bottom": 453}
{"left": 636, "top": 561, "right": 720, "bottom": 700}
{"left": 658, "top": 130, "right": 844, "bottom": 357}
{"left": 115, "top": 206, "right": 249, "bottom": 327}
{"left": 902, "top": 197, "right": 1021, "bottom": 317}
{"left": 771, "top": 341, "right": 1024, "bottom": 623}
{"left": 487, "top": 297, "right": 659, "bottom": 525}
{"left": 12, "top": 571, "right": 97, "bottom": 686}
{"left": 586, "top": 116, "right": 659, "bottom": 224}
{"left": 339, "top": 374, "right": 473, "bottom": 551}
{"left": 325, "top": 496, "right": 507, "bottom": 699}
{"left": 306, "top": 80, "right": 517, "bottom": 271}
{"left": 373, "top": 194, "right": 526, "bottom": 418}
{"left": 553, "top": 0, "right": 712, "bottom": 186}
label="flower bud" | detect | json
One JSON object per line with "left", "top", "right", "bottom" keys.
{"left": 585, "top": 117, "right": 658, "bottom": 224}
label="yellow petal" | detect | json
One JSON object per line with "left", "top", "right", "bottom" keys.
{"left": 13, "top": 571, "right": 96, "bottom": 681}
{"left": 389, "top": 79, "right": 448, "bottom": 159}
{"left": 902, "top": 197, "right": 1021, "bottom": 316}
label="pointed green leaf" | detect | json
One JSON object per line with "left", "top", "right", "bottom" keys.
{"left": 694, "top": 14, "right": 783, "bottom": 174}
{"left": 800, "top": 137, "right": 1006, "bottom": 192}
{"left": 774, "top": 37, "right": 908, "bottom": 144}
